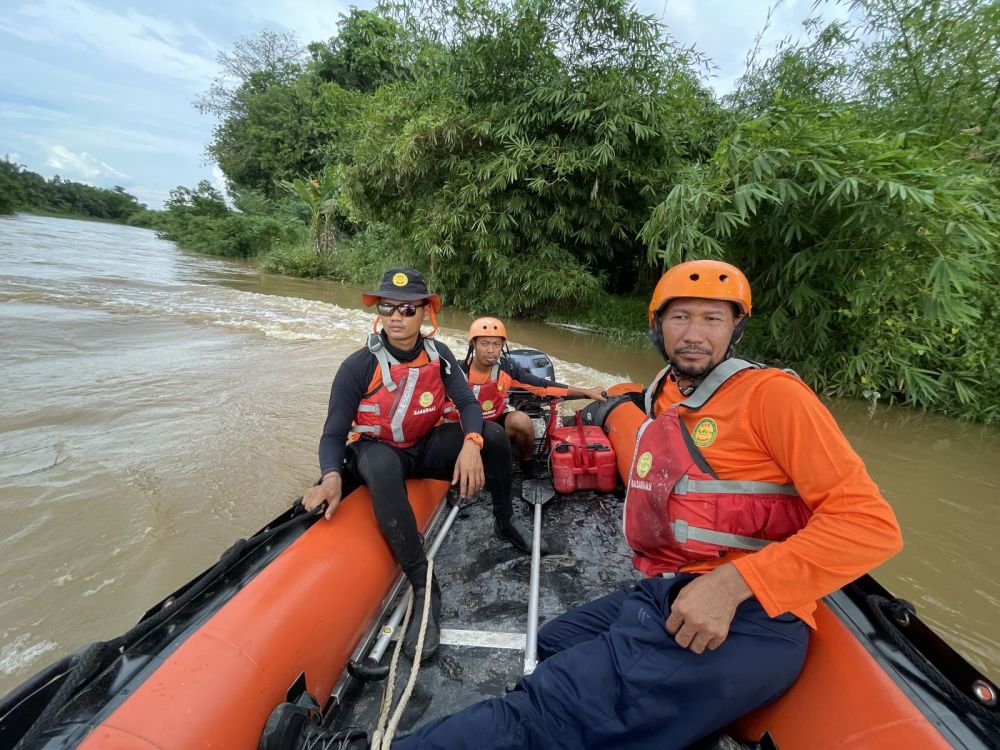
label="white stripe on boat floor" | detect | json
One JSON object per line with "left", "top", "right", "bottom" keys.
{"left": 438, "top": 628, "right": 526, "bottom": 650}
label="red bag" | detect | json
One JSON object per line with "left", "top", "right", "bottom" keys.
{"left": 548, "top": 414, "right": 617, "bottom": 494}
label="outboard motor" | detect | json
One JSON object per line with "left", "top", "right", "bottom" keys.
{"left": 506, "top": 348, "right": 555, "bottom": 380}
{"left": 505, "top": 348, "right": 555, "bottom": 417}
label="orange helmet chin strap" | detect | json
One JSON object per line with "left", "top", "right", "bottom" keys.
{"left": 424, "top": 307, "right": 439, "bottom": 337}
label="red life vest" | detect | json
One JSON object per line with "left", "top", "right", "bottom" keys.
{"left": 471, "top": 363, "right": 508, "bottom": 422}
{"left": 351, "top": 334, "right": 450, "bottom": 448}
{"left": 623, "top": 359, "right": 812, "bottom": 576}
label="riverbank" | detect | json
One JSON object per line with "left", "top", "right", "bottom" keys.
{"left": 256, "top": 237, "right": 651, "bottom": 343}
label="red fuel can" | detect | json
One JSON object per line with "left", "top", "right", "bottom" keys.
{"left": 548, "top": 418, "right": 618, "bottom": 494}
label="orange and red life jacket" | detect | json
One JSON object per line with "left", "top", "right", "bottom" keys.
{"left": 351, "top": 333, "right": 451, "bottom": 448}
{"left": 624, "top": 359, "right": 812, "bottom": 576}
{"left": 470, "top": 363, "right": 509, "bottom": 422}
{"left": 443, "top": 362, "right": 509, "bottom": 422}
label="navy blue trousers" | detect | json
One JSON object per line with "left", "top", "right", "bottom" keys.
{"left": 392, "top": 574, "right": 809, "bottom": 750}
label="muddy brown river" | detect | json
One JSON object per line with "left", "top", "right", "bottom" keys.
{"left": 0, "top": 214, "right": 997, "bottom": 695}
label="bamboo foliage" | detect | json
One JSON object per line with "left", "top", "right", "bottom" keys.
{"left": 642, "top": 104, "right": 999, "bottom": 421}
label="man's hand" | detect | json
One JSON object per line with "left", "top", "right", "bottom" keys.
{"left": 452, "top": 440, "right": 485, "bottom": 497}
{"left": 303, "top": 472, "right": 343, "bottom": 520}
{"left": 568, "top": 386, "right": 608, "bottom": 401}
{"left": 665, "top": 564, "right": 753, "bottom": 654}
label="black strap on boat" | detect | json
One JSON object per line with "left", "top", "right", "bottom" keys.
{"left": 866, "top": 594, "right": 1000, "bottom": 745}
{"left": 12, "top": 503, "right": 322, "bottom": 750}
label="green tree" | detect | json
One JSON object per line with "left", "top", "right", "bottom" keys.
{"left": 278, "top": 167, "right": 343, "bottom": 254}
{"left": 345, "top": 0, "right": 717, "bottom": 313}
{"left": 308, "top": 8, "right": 411, "bottom": 92}
{"left": 0, "top": 156, "right": 148, "bottom": 221}
{"left": 158, "top": 180, "right": 297, "bottom": 257}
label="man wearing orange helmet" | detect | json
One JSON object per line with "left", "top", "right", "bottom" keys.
{"left": 302, "top": 268, "right": 536, "bottom": 663}
{"left": 296, "top": 259, "right": 902, "bottom": 750}
{"left": 461, "top": 316, "right": 606, "bottom": 477}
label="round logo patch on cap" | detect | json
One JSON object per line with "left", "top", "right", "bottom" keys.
{"left": 392, "top": 272, "right": 409, "bottom": 287}
{"left": 692, "top": 418, "right": 718, "bottom": 447}
{"left": 636, "top": 451, "right": 653, "bottom": 478}
{"left": 481, "top": 400, "right": 494, "bottom": 412}
{"left": 418, "top": 391, "right": 434, "bottom": 408}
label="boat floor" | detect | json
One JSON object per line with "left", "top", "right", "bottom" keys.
{"left": 329, "top": 478, "right": 642, "bottom": 737}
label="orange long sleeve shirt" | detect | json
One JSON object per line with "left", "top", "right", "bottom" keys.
{"left": 653, "top": 369, "right": 903, "bottom": 628}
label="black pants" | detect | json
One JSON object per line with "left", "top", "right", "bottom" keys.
{"left": 346, "top": 421, "right": 513, "bottom": 586}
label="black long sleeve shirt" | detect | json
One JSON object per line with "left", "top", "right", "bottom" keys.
{"left": 318, "top": 333, "right": 483, "bottom": 476}
{"left": 458, "top": 357, "right": 568, "bottom": 395}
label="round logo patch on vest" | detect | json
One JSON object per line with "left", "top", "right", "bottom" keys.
{"left": 392, "top": 272, "right": 409, "bottom": 287}
{"left": 692, "top": 418, "right": 718, "bottom": 447}
{"left": 418, "top": 391, "right": 434, "bottom": 407}
{"left": 481, "top": 400, "right": 494, "bottom": 412}
{"left": 636, "top": 451, "right": 653, "bottom": 478}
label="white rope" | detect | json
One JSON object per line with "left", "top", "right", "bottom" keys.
{"left": 370, "top": 560, "right": 435, "bottom": 750}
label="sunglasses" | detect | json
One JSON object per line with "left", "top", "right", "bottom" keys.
{"left": 377, "top": 301, "right": 425, "bottom": 317}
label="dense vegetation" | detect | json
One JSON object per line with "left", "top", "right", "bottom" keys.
{"left": 15, "top": 0, "right": 998, "bottom": 421}
{"left": 0, "top": 158, "right": 154, "bottom": 224}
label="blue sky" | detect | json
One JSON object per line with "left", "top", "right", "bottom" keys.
{"left": 0, "top": 0, "right": 848, "bottom": 209}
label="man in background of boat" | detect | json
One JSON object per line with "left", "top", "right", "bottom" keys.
{"left": 302, "top": 268, "right": 536, "bottom": 663}
{"left": 460, "top": 316, "right": 606, "bottom": 477}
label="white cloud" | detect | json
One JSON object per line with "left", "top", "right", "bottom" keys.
{"left": 641, "top": 0, "right": 852, "bottom": 95}
{"left": 245, "top": 0, "right": 350, "bottom": 42}
{"left": 0, "top": 0, "right": 219, "bottom": 83}
{"left": 660, "top": 0, "right": 697, "bottom": 25}
{"left": 129, "top": 185, "right": 172, "bottom": 210}
{"left": 45, "top": 144, "right": 130, "bottom": 181}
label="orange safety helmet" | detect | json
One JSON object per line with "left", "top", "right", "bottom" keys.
{"left": 468, "top": 317, "right": 508, "bottom": 342}
{"left": 647, "top": 259, "right": 752, "bottom": 325}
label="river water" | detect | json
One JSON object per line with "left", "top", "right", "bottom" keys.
{"left": 1, "top": 215, "right": 997, "bottom": 695}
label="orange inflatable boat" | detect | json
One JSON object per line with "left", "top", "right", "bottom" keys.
{"left": 1, "top": 478, "right": 451, "bottom": 749}
{"left": 3, "top": 381, "right": 998, "bottom": 750}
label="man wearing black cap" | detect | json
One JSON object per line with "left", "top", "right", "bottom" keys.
{"left": 302, "top": 267, "right": 537, "bottom": 662}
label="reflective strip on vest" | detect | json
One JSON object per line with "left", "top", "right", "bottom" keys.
{"left": 356, "top": 404, "right": 380, "bottom": 414}
{"left": 390, "top": 369, "right": 420, "bottom": 444}
{"left": 368, "top": 333, "right": 398, "bottom": 392}
{"left": 673, "top": 476, "right": 799, "bottom": 496}
{"left": 645, "top": 358, "right": 762, "bottom": 416}
{"left": 644, "top": 366, "right": 670, "bottom": 416}
{"left": 351, "top": 425, "right": 381, "bottom": 435}
{"left": 367, "top": 334, "right": 442, "bottom": 393}
{"left": 679, "top": 359, "right": 758, "bottom": 410}
{"left": 669, "top": 520, "right": 771, "bottom": 552}
{"left": 471, "top": 364, "right": 499, "bottom": 400}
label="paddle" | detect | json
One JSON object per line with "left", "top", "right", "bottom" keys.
{"left": 522, "top": 480, "right": 556, "bottom": 675}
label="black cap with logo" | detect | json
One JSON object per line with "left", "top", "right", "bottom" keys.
{"left": 362, "top": 268, "right": 441, "bottom": 313}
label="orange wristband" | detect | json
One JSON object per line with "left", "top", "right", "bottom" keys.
{"left": 465, "top": 432, "right": 484, "bottom": 448}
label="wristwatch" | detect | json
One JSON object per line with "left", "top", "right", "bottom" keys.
{"left": 464, "top": 432, "right": 484, "bottom": 448}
